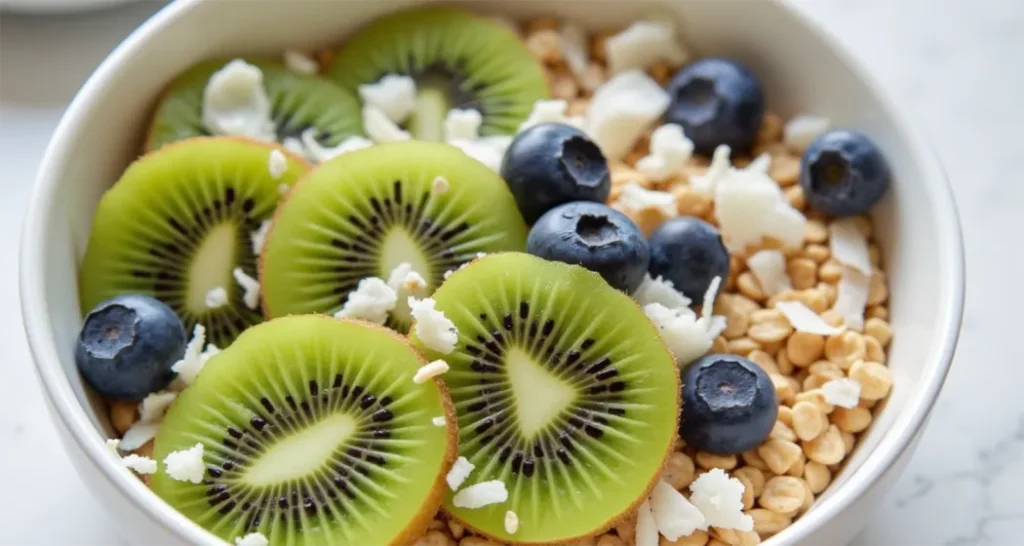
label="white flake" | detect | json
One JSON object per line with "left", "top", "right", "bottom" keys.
{"left": 714, "top": 168, "right": 806, "bottom": 251}
{"left": 443, "top": 270, "right": 454, "bottom": 280}
{"left": 821, "top": 378, "right": 862, "bottom": 409}
{"left": 409, "top": 297, "right": 458, "bottom": 354}
{"left": 616, "top": 182, "right": 677, "bottom": 218}
{"left": 585, "top": 70, "right": 670, "bottom": 159}
{"left": 432, "top": 176, "right": 450, "bottom": 194}
{"left": 432, "top": 416, "right": 447, "bottom": 427}
{"left": 746, "top": 250, "right": 793, "bottom": 296}
{"left": 783, "top": 114, "right": 830, "bottom": 151}
{"left": 335, "top": 277, "right": 396, "bottom": 325}
{"left": 232, "top": 267, "right": 261, "bottom": 310}
{"left": 636, "top": 124, "right": 694, "bottom": 182}
{"left": 413, "top": 359, "right": 450, "bottom": 384}
{"left": 449, "top": 136, "right": 511, "bottom": 172}
{"left": 250, "top": 220, "right": 273, "bottom": 256}
{"left": 446, "top": 456, "right": 476, "bottom": 491}
{"left": 163, "top": 443, "right": 206, "bottom": 484}
{"left": 105, "top": 439, "right": 120, "bottom": 453}
{"left": 363, "top": 105, "right": 411, "bottom": 143}
{"left": 268, "top": 149, "right": 288, "bottom": 179}
{"left": 278, "top": 183, "right": 291, "bottom": 195}
{"left": 832, "top": 266, "right": 870, "bottom": 331}
{"left": 518, "top": 99, "right": 571, "bottom": 132}
{"left": 138, "top": 391, "right": 177, "bottom": 423}
{"left": 505, "top": 510, "right": 520, "bottom": 535}
{"left": 559, "top": 22, "right": 590, "bottom": 84}
{"left": 829, "top": 218, "right": 873, "bottom": 275}
{"left": 358, "top": 74, "right": 417, "bottom": 123}
{"left": 170, "top": 324, "right": 207, "bottom": 388}
{"left": 776, "top": 301, "right": 844, "bottom": 335}
{"left": 118, "top": 422, "right": 160, "bottom": 452}
{"left": 387, "top": 263, "right": 428, "bottom": 295}
{"left": 690, "top": 145, "right": 732, "bottom": 194}
{"left": 689, "top": 469, "right": 754, "bottom": 531}
{"left": 201, "top": 343, "right": 221, "bottom": 363}
{"left": 122, "top": 454, "right": 158, "bottom": 475}
{"left": 444, "top": 109, "right": 483, "bottom": 142}
{"left": 745, "top": 153, "right": 772, "bottom": 175}
{"left": 301, "top": 129, "right": 374, "bottom": 163}
{"left": 452, "top": 480, "right": 508, "bottom": 509}
{"left": 605, "top": 20, "right": 688, "bottom": 75}
{"left": 635, "top": 500, "right": 659, "bottom": 546}
{"left": 282, "top": 136, "right": 305, "bottom": 158}
{"left": 701, "top": 276, "right": 722, "bottom": 323}
{"left": 201, "top": 59, "right": 275, "bottom": 141}
{"left": 234, "top": 533, "right": 270, "bottom": 546}
{"left": 283, "top": 50, "right": 318, "bottom": 75}
{"left": 204, "top": 287, "right": 228, "bottom": 309}
{"left": 644, "top": 304, "right": 716, "bottom": 365}
{"left": 632, "top": 274, "right": 691, "bottom": 310}
{"left": 649, "top": 479, "right": 708, "bottom": 540}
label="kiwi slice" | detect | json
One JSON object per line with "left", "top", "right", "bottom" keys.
{"left": 151, "top": 316, "right": 457, "bottom": 545}
{"left": 79, "top": 137, "right": 308, "bottom": 348}
{"left": 260, "top": 140, "right": 529, "bottom": 333}
{"left": 409, "top": 252, "right": 680, "bottom": 544}
{"left": 146, "top": 58, "right": 364, "bottom": 152}
{"left": 327, "top": 6, "right": 548, "bottom": 141}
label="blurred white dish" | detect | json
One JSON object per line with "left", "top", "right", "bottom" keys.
{"left": 0, "top": 0, "right": 141, "bottom": 14}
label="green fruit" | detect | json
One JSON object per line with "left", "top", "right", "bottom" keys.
{"left": 327, "top": 6, "right": 548, "bottom": 141}
{"left": 410, "top": 252, "right": 681, "bottom": 544}
{"left": 260, "top": 141, "right": 529, "bottom": 334}
{"left": 146, "top": 58, "right": 363, "bottom": 152}
{"left": 151, "top": 316, "right": 458, "bottom": 546}
{"left": 79, "top": 137, "right": 308, "bottom": 347}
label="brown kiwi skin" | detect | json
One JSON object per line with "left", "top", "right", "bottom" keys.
{"left": 419, "top": 253, "right": 682, "bottom": 546}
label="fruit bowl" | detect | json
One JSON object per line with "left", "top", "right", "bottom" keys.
{"left": 19, "top": 0, "right": 964, "bottom": 544}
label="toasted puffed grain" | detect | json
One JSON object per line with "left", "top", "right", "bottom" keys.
{"left": 803, "top": 461, "right": 832, "bottom": 494}
{"left": 696, "top": 452, "right": 739, "bottom": 471}
{"left": 662, "top": 451, "right": 696, "bottom": 490}
{"left": 758, "top": 438, "right": 803, "bottom": 475}
{"left": 728, "top": 337, "right": 761, "bottom": 355}
{"left": 824, "top": 331, "right": 866, "bottom": 367}
{"left": 660, "top": 530, "right": 710, "bottom": 546}
{"left": 786, "top": 332, "right": 825, "bottom": 367}
{"left": 849, "top": 360, "right": 893, "bottom": 400}
{"left": 792, "top": 401, "right": 827, "bottom": 441}
{"left": 802, "top": 425, "right": 845, "bottom": 465}
{"left": 760, "top": 476, "right": 806, "bottom": 515}
{"left": 832, "top": 406, "right": 872, "bottom": 433}
{"left": 110, "top": 401, "right": 138, "bottom": 435}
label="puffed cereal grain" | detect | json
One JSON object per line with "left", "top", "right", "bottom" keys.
{"left": 759, "top": 476, "right": 806, "bottom": 515}
{"left": 849, "top": 360, "right": 893, "bottom": 400}
{"left": 802, "top": 425, "right": 846, "bottom": 465}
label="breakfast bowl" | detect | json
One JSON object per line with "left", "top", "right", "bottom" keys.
{"left": 18, "top": 0, "right": 964, "bottom": 545}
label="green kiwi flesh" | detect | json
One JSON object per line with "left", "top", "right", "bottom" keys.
{"left": 78, "top": 137, "right": 308, "bottom": 348}
{"left": 146, "top": 58, "right": 364, "bottom": 152}
{"left": 409, "top": 252, "right": 680, "bottom": 544}
{"left": 151, "top": 316, "right": 457, "bottom": 545}
{"left": 327, "top": 6, "right": 548, "bottom": 141}
{"left": 260, "top": 141, "right": 529, "bottom": 333}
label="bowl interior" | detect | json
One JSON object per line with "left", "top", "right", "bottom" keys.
{"left": 23, "top": 0, "right": 961, "bottom": 544}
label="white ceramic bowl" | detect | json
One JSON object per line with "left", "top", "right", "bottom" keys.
{"left": 19, "top": 0, "right": 965, "bottom": 544}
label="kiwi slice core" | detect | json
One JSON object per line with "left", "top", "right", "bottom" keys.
{"left": 411, "top": 253, "right": 681, "bottom": 543}
{"left": 78, "top": 137, "right": 308, "bottom": 347}
{"left": 327, "top": 6, "right": 549, "bottom": 140}
{"left": 151, "top": 316, "right": 457, "bottom": 546}
{"left": 260, "top": 141, "right": 529, "bottom": 332}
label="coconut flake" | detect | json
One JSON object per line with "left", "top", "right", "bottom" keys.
{"left": 745, "top": 153, "right": 772, "bottom": 175}
{"left": 282, "top": 50, "right": 318, "bottom": 75}
{"left": 232, "top": 267, "right": 261, "bottom": 310}
{"left": 746, "top": 250, "right": 792, "bottom": 296}
{"left": 432, "top": 176, "right": 450, "bottom": 194}
{"left": 504, "top": 510, "right": 520, "bottom": 535}
{"left": 821, "top": 378, "right": 862, "bottom": 409}
{"left": 636, "top": 123, "right": 694, "bottom": 182}
{"left": 334, "top": 277, "right": 396, "bottom": 324}
{"left": 445, "top": 108, "right": 483, "bottom": 142}
{"left": 409, "top": 297, "right": 458, "bottom": 354}
{"left": 832, "top": 266, "right": 870, "bottom": 331}
{"left": 701, "top": 276, "right": 722, "bottom": 323}
{"left": 122, "top": 454, "right": 158, "bottom": 475}
{"left": 432, "top": 416, "right": 447, "bottom": 427}
{"left": 300, "top": 129, "right": 374, "bottom": 163}
{"left": 413, "top": 359, "right": 450, "bottom": 384}
{"left": 644, "top": 304, "right": 715, "bottom": 365}
{"left": 250, "top": 220, "right": 273, "bottom": 256}
{"left": 616, "top": 182, "right": 677, "bottom": 219}
{"left": 170, "top": 324, "right": 207, "bottom": 388}
{"left": 689, "top": 468, "right": 754, "bottom": 531}
{"left": 605, "top": 20, "right": 688, "bottom": 75}
{"left": 559, "top": 22, "right": 590, "bottom": 83}
{"left": 632, "top": 274, "right": 691, "bottom": 309}
{"left": 446, "top": 456, "right": 476, "bottom": 491}
{"left": 518, "top": 99, "right": 571, "bottom": 132}
{"left": 105, "top": 439, "right": 120, "bottom": 453}
{"left": 783, "top": 114, "right": 830, "bottom": 151}
{"left": 118, "top": 422, "right": 160, "bottom": 452}
{"left": 635, "top": 500, "right": 659, "bottom": 546}
{"left": 585, "top": 70, "right": 670, "bottom": 159}
{"left": 714, "top": 169, "right": 806, "bottom": 251}
{"left": 234, "top": 533, "right": 269, "bottom": 546}
{"left": 649, "top": 479, "right": 708, "bottom": 539}
{"left": 358, "top": 74, "right": 417, "bottom": 124}
{"left": 449, "top": 136, "right": 510, "bottom": 172}
{"left": 201, "top": 59, "right": 275, "bottom": 141}
{"left": 204, "top": 287, "right": 228, "bottom": 309}
{"left": 776, "top": 301, "right": 844, "bottom": 335}
{"left": 363, "top": 105, "right": 411, "bottom": 143}
{"left": 138, "top": 391, "right": 177, "bottom": 423}
{"left": 452, "top": 480, "right": 508, "bottom": 509}
{"left": 690, "top": 145, "right": 732, "bottom": 193}
{"left": 829, "top": 219, "right": 872, "bottom": 275}
{"left": 268, "top": 149, "right": 288, "bottom": 179}
{"left": 163, "top": 443, "right": 205, "bottom": 484}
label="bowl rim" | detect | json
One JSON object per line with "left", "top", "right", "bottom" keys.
{"left": 18, "top": 0, "right": 965, "bottom": 544}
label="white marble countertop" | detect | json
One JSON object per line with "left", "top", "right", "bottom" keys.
{"left": 1, "top": 1, "right": 1021, "bottom": 544}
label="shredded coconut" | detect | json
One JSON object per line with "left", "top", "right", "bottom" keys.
{"left": 635, "top": 500, "right": 659, "bottom": 546}
{"left": 445, "top": 108, "right": 483, "bottom": 142}
{"left": 122, "top": 454, "right": 158, "bottom": 475}
{"left": 432, "top": 416, "right": 447, "bottom": 427}
{"left": 690, "top": 144, "right": 733, "bottom": 194}
{"left": 746, "top": 250, "right": 793, "bottom": 296}
{"left": 452, "top": 480, "right": 508, "bottom": 509}
{"left": 282, "top": 136, "right": 305, "bottom": 158}
{"left": 585, "top": 70, "right": 670, "bottom": 159}
{"left": 163, "top": 443, "right": 205, "bottom": 484}
{"left": 364, "top": 105, "right": 411, "bottom": 143}
{"left": 518, "top": 99, "right": 571, "bottom": 132}
{"left": 232, "top": 267, "right": 261, "bottom": 310}
{"left": 447, "top": 456, "right": 476, "bottom": 491}
{"left": 644, "top": 304, "right": 716, "bottom": 365}
{"left": 358, "top": 74, "right": 417, "bottom": 124}
{"left": 300, "top": 129, "right": 374, "bottom": 163}
{"left": 616, "top": 182, "right": 677, "bottom": 218}
{"left": 409, "top": 297, "right": 458, "bottom": 354}
{"left": 268, "top": 149, "right": 287, "bottom": 179}
{"left": 559, "top": 22, "right": 590, "bottom": 84}
{"left": 605, "top": 20, "right": 688, "bottom": 75}
{"left": 170, "top": 324, "right": 207, "bottom": 388}
{"left": 505, "top": 510, "right": 520, "bottom": 535}
{"left": 118, "top": 422, "right": 160, "bottom": 452}
{"left": 201, "top": 59, "right": 275, "bottom": 141}
{"left": 234, "top": 532, "right": 269, "bottom": 546}
{"left": 250, "top": 220, "right": 272, "bottom": 256}
{"left": 829, "top": 218, "right": 873, "bottom": 275}
{"left": 105, "top": 439, "right": 120, "bottom": 453}
{"left": 335, "top": 277, "right": 396, "bottom": 324}
{"left": 204, "top": 287, "right": 228, "bottom": 309}
{"left": 636, "top": 124, "right": 694, "bottom": 181}
{"left": 832, "top": 266, "right": 870, "bottom": 331}
{"left": 649, "top": 479, "right": 708, "bottom": 539}
{"left": 783, "top": 114, "right": 830, "bottom": 151}
{"left": 387, "top": 263, "right": 428, "bottom": 295}
{"left": 413, "top": 359, "right": 450, "bottom": 384}
{"left": 821, "top": 378, "right": 862, "bottom": 408}
{"left": 689, "top": 468, "right": 754, "bottom": 531}
{"left": 282, "top": 50, "right": 318, "bottom": 75}
{"left": 632, "top": 274, "right": 691, "bottom": 310}
{"left": 138, "top": 391, "right": 177, "bottom": 423}
{"left": 701, "top": 276, "right": 723, "bottom": 324}
{"left": 714, "top": 168, "right": 807, "bottom": 251}
{"left": 432, "top": 176, "right": 450, "bottom": 194}
{"left": 776, "top": 300, "right": 844, "bottom": 335}
{"left": 745, "top": 152, "right": 772, "bottom": 175}
{"left": 449, "top": 136, "right": 511, "bottom": 172}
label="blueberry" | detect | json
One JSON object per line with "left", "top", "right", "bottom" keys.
{"left": 664, "top": 58, "right": 765, "bottom": 155}
{"left": 647, "top": 217, "right": 730, "bottom": 305}
{"left": 679, "top": 354, "right": 777, "bottom": 455}
{"left": 499, "top": 123, "right": 611, "bottom": 223}
{"left": 75, "top": 294, "right": 187, "bottom": 400}
{"left": 800, "top": 129, "right": 891, "bottom": 217}
{"left": 527, "top": 201, "right": 649, "bottom": 292}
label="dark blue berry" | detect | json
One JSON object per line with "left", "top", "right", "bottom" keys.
{"left": 679, "top": 354, "right": 778, "bottom": 455}
{"left": 800, "top": 129, "right": 891, "bottom": 217}
{"left": 75, "top": 294, "right": 186, "bottom": 400}
{"left": 527, "top": 201, "right": 649, "bottom": 293}
{"left": 664, "top": 58, "right": 765, "bottom": 155}
{"left": 499, "top": 123, "right": 610, "bottom": 223}
{"left": 647, "top": 217, "right": 730, "bottom": 305}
